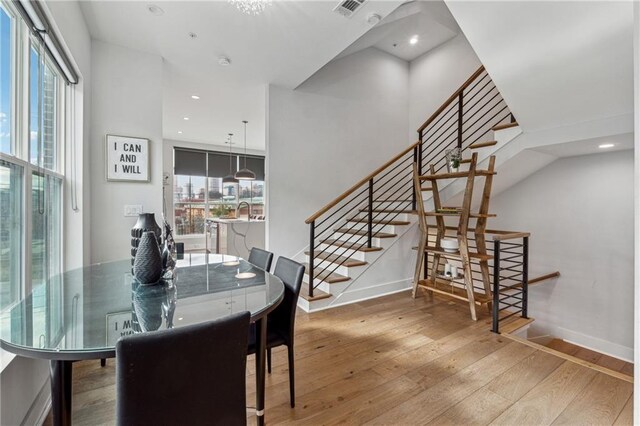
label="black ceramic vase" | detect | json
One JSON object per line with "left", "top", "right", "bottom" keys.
{"left": 133, "top": 231, "right": 163, "bottom": 284}
{"left": 131, "top": 213, "right": 162, "bottom": 266}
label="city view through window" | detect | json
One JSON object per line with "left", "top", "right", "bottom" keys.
{"left": 174, "top": 175, "right": 265, "bottom": 235}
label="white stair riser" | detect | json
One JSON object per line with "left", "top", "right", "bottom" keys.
{"left": 305, "top": 257, "right": 350, "bottom": 276}
{"left": 333, "top": 232, "right": 384, "bottom": 245}
{"left": 372, "top": 201, "right": 412, "bottom": 210}
{"left": 345, "top": 222, "right": 397, "bottom": 234}
{"left": 302, "top": 276, "right": 337, "bottom": 293}
{"left": 356, "top": 212, "right": 410, "bottom": 222}
{"left": 316, "top": 245, "right": 367, "bottom": 261}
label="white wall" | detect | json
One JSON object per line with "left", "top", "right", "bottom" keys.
{"left": 408, "top": 34, "right": 481, "bottom": 141}
{"left": 490, "top": 150, "right": 634, "bottom": 360}
{"left": 90, "top": 40, "right": 163, "bottom": 263}
{"left": 267, "top": 47, "right": 409, "bottom": 258}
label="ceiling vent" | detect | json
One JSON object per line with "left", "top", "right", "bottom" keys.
{"left": 333, "top": 0, "right": 367, "bottom": 18}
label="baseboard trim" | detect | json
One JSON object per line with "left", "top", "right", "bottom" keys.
{"left": 531, "top": 319, "right": 634, "bottom": 362}
{"left": 305, "top": 279, "right": 412, "bottom": 313}
{"left": 23, "top": 376, "right": 51, "bottom": 426}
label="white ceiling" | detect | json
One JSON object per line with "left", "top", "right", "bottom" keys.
{"left": 334, "top": 0, "right": 460, "bottom": 62}
{"left": 445, "top": 1, "right": 635, "bottom": 133}
{"left": 79, "top": 0, "right": 404, "bottom": 150}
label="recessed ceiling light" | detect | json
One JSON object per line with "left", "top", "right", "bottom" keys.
{"left": 177, "top": 131, "right": 183, "bottom": 134}
{"left": 147, "top": 4, "right": 164, "bottom": 16}
{"left": 183, "top": 117, "right": 189, "bottom": 121}
{"left": 191, "top": 95, "right": 200, "bottom": 100}
{"left": 409, "top": 35, "right": 418, "bottom": 45}
{"left": 598, "top": 143, "right": 615, "bottom": 149}
{"left": 218, "top": 56, "right": 231, "bottom": 66}
{"left": 188, "top": 32, "right": 197, "bottom": 39}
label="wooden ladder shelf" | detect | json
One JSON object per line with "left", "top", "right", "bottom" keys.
{"left": 412, "top": 152, "right": 497, "bottom": 321}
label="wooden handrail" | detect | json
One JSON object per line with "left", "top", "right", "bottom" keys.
{"left": 529, "top": 272, "right": 561, "bottom": 285}
{"left": 305, "top": 141, "right": 420, "bottom": 224}
{"left": 417, "top": 65, "right": 486, "bottom": 134}
{"left": 492, "top": 231, "right": 531, "bottom": 241}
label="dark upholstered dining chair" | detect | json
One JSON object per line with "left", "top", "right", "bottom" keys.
{"left": 248, "top": 247, "right": 274, "bottom": 272}
{"left": 248, "top": 256, "right": 305, "bottom": 408}
{"left": 116, "top": 311, "right": 251, "bottom": 426}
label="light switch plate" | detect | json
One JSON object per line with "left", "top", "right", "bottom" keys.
{"left": 124, "top": 205, "right": 143, "bottom": 217}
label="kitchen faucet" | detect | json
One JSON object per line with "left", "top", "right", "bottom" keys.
{"left": 236, "top": 201, "right": 251, "bottom": 221}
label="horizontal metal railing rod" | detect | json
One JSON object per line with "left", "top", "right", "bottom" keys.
{"left": 418, "top": 65, "right": 485, "bottom": 133}
{"left": 306, "top": 141, "right": 419, "bottom": 224}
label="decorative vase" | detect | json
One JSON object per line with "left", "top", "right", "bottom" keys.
{"left": 133, "top": 231, "right": 163, "bottom": 284}
{"left": 131, "top": 213, "right": 162, "bottom": 266}
{"left": 132, "top": 279, "right": 167, "bottom": 332}
{"left": 445, "top": 147, "right": 462, "bottom": 173}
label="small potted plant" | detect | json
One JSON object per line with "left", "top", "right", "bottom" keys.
{"left": 446, "top": 147, "right": 462, "bottom": 173}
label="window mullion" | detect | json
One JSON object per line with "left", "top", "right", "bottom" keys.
{"left": 23, "top": 165, "right": 33, "bottom": 295}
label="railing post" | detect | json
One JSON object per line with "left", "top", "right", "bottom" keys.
{"left": 492, "top": 239, "right": 500, "bottom": 333}
{"left": 367, "top": 179, "right": 373, "bottom": 248}
{"left": 522, "top": 236, "right": 529, "bottom": 318}
{"left": 457, "top": 92, "right": 463, "bottom": 148}
{"left": 412, "top": 147, "right": 418, "bottom": 211}
{"left": 308, "top": 221, "right": 315, "bottom": 298}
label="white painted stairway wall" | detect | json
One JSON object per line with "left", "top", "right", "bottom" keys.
{"left": 297, "top": 122, "right": 529, "bottom": 312}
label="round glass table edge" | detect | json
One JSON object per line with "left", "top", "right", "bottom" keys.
{"left": 0, "top": 257, "right": 285, "bottom": 361}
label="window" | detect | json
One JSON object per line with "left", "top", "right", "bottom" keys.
{"left": 29, "top": 45, "right": 57, "bottom": 170}
{"left": 0, "top": 5, "right": 12, "bottom": 154}
{"left": 0, "top": 0, "right": 65, "bottom": 347}
{"left": 173, "top": 148, "right": 265, "bottom": 236}
{"left": 0, "top": 159, "right": 22, "bottom": 310}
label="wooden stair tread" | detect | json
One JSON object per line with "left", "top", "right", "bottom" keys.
{"left": 321, "top": 239, "right": 383, "bottom": 252}
{"left": 468, "top": 140, "right": 497, "bottom": 149}
{"left": 299, "top": 283, "right": 331, "bottom": 301}
{"left": 419, "top": 170, "right": 496, "bottom": 180}
{"left": 347, "top": 218, "right": 410, "bottom": 226}
{"left": 304, "top": 251, "right": 367, "bottom": 267}
{"left": 412, "top": 245, "right": 493, "bottom": 261}
{"left": 499, "top": 317, "right": 535, "bottom": 335}
{"left": 303, "top": 263, "right": 350, "bottom": 284}
{"left": 492, "top": 122, "right": 519, "bottom": 131}
{"left": 358, "top": 208, "right": 417, "bottom": 214}
{"left": 417, "top": 279, "right": 491, "bottom": 305}
{"left": 423, "top": 212, "right": 497, "bottom": 218}
{"left": 334, "top": 228, "right": 397, "bottom": 238}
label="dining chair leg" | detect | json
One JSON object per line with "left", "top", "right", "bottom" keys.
{"left": 267, "top": 347, "right": 272, "bottom": 374}
{"left": 100, "top": 358, "right": 106, "bottom": 367}
{"left": 287, "top": 344, "right": 295, "bottom": 408}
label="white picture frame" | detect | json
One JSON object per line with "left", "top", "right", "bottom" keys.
{"left": 105, "top": 311, "right": 135, "bottom": 345}
{"left": 106, "top": 134, "right": 150, "bottom": 182}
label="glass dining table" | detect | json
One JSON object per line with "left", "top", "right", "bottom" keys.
{"left": 0, "top": 254, "right": 284, "bottom": 426}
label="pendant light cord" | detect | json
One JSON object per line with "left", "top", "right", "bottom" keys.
{"left": 243, "top": 120, "right": 248, "bottom": 169}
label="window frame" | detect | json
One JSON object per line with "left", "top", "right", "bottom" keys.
{"left": 0, "top": 0, "right": 65, "bottom": 313}
{"left": 172, "top": 147, "right": 265, "bottom": 237}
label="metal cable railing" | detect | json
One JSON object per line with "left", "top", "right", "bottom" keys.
{"left": 304, "top": 65, "right": 515, "bottom": 299}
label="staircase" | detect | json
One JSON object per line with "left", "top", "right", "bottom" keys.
{"left": 299, "top": 65, "right": 556, "bottom": 318}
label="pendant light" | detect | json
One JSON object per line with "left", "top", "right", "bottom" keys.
{"left": 222, "top": 133, "right": 239, "bottom": 183}
{"left": 234, "top": 120, "right": 256, "bottom": 180}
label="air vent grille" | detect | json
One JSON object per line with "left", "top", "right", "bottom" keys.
{"left": 333, "top": 0, "right": 366, "bottom": 18}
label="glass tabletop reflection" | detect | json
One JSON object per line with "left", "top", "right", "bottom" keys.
{"left": 0, "top": 254, "right": 284, "bottom": 358}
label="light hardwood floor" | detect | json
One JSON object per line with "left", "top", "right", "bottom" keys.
{"left": 44, "top": 291, "right": 634, "bottom": 425}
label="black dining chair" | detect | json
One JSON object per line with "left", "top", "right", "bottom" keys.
{"left": 248, "top": 247, "right": 274, "bottom": 272}
{"left": 116, "top": 311, "right": 251, "bottom": 426}
{"left": 248, "top": 256, "right": 305, "bottom": 408}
